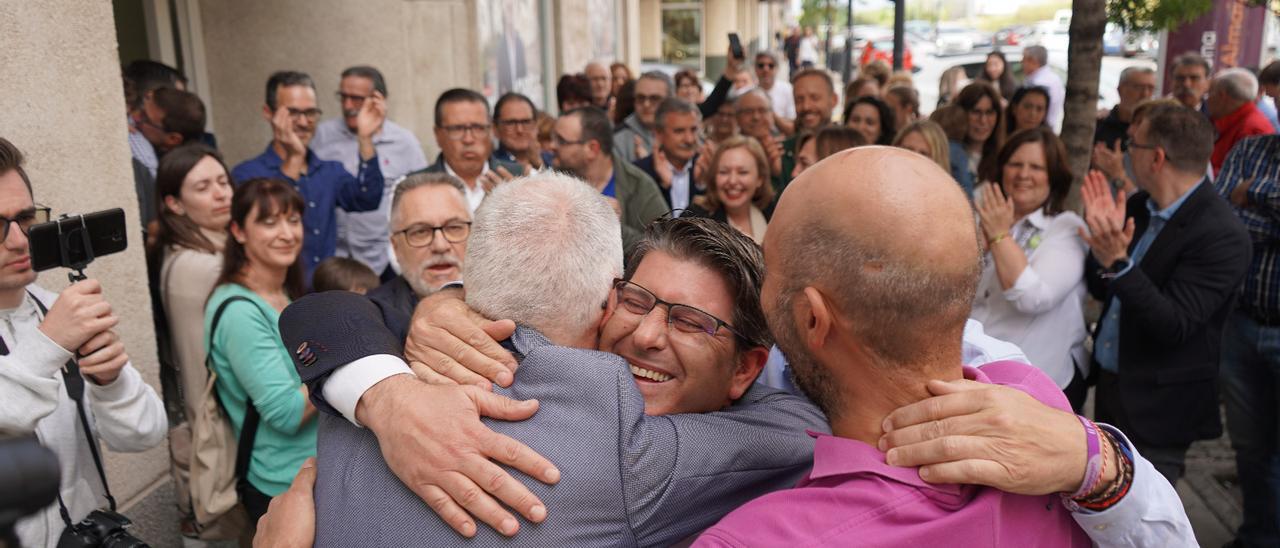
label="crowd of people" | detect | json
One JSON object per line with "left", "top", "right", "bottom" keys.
{"left": 1, "top": 35, "right": 1279, "bottom": 548}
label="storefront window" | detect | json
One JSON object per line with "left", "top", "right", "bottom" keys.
{"left": 661, "top": 3, "right": 701, "bottom": 72}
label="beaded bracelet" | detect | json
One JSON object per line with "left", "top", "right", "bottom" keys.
{"left": 1068, "top": 415, "right": 1104, "bottom": 500}
{"left": 1078, "top": 431, "right": 1135, "bottom": 510}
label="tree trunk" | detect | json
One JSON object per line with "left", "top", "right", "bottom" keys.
{"left": 1062, "top": 0, "right": 1108, "bottom": 210}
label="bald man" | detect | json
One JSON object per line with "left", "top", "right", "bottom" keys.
{"left": 695, "top": 147, "right": 1193, "bottom": 547}
{"left": 584, "top": 62, "right": 612, "bottom": 109}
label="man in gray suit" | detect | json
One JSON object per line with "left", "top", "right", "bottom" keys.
{"left": 279, "top": 173, "right": 823, "bottom": 546}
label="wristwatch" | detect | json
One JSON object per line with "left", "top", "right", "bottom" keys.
{"left": 1100, "top": 258, "right": 1131, "bottom": 279}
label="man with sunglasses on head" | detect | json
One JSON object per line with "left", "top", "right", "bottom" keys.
{"left": 411, "top": 88, "right": 524, "bottom": 214}
{"left": 0, "top": 138, "right": 166, "bottom": 547}
{"left": 754, "top": 51, "right": 795, "bottom": 136}
{"left": 312, "top": 65, "right": 428, "bottom": 280}
{"left": 232, "top": 70, "right": 386, "bottom": 279}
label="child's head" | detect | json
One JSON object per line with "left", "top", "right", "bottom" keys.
{"left": 312, "top": 257, "right": 379, "bottom": 294}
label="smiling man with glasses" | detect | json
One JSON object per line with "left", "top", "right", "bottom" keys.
{"left": 232, "top": 70, "right": 387, "bottom": 280}
{"left": 312, "top": 65, "right": 429, "bottom": 279}
{"left": 491, "top": 92, "right": 545, "bottom": 171}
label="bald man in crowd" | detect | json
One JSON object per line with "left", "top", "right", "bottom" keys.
{"left": 695, "top": 147, "right": 1192, "bottom": 546}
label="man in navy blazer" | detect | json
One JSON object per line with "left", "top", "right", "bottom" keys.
{"left": 280, "top": 174, "right": 823, "bottom": 546}
{"left": 1082, "top": 104, "right": 1252, "bottom": 484}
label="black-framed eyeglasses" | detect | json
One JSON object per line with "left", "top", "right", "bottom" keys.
{"left": 439, "top": 123, "right": 492, "bottom": 140}
{"left": 496, "top": 118, "right": 535, "bottom": 130}
{"left": 612, "top": 278, "right": 747, "bottom": 342}
{"left": 287, "top": 108, "right": 323, "bottom": 121}
{"left": 551, "top": 131, "right": 588, "bottom": 147}
{"left": 394, "top": 221, "right": 471, "bottom": 247}
{"left": 336, "top": 92, "right": 369, "bottom": 104}
{"left": 1124, "top": 138, "right": 1168, "bottom": 160}
{"left": 1, "top": 206, "right": 50, "bottom": 241}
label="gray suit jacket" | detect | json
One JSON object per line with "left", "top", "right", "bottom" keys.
{"left": 313, "top": 326, "right": 826, "bottom": 547}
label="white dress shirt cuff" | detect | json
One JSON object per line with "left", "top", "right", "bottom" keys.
{"left": 1067, "top": 424, "right": 1197, "bottom": 547}
{"left": 323, "top": 354, "right": 413, "bottom": 427}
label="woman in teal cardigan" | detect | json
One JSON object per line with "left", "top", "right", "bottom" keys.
{"left": 204, "top": 177, "right": 315, "bottom": 522}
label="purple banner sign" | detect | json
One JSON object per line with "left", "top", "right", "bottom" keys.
{"left": 1161, "top": 0, "right": 1269, "bottom": 92}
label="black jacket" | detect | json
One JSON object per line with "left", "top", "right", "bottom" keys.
{"left": 1085, "top": 182, "right": 1252, "bottom": 446}
{"left": 280, "top": 277, "right": 418, "bottom": 416}
{"left": 632, "top": 153, "right": 703, "bottom": 210}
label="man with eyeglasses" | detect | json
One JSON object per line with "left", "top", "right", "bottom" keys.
{"left": 273, "top": 176, "right": 821, "bottom": 545}
{"left": 412, "top": 88, "right": 524, "bottom": 214}
{"left": 613, "top": 71, "right": 674, "bottom": 164}
{"left": 311, "top": 65, "right": 428, "bottom": 280}
{"left": 1081, "top": 104, "right": 1252, "bottom": 485}
{"left": 754, "top": 52, "right": 795, "bottom": 135}
{"left": 232, "top": 70, "right": 386, "bottom": 279}
{"left": 491, "top": 92, "right": 545, "bottom": 171}
{"left": 734, "top": 89, "right": 785, "bottom": 179}
{"left": 0, "top": 137, "right": 167, "bottom": 547}
{"left": 547, "top": 106, "right": 667, "bottom": 252}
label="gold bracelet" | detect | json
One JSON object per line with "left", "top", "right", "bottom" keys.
{"left": 987, "top": 232, "right": 1009, "bottom": 247}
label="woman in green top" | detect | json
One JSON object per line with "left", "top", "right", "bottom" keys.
{"left": 204, "top": 177, "right": 314, "bottom": 522}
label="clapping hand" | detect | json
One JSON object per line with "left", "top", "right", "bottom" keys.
{"left": 1078, "top": 170, "right": 1134, "bottom": 269}
{"left": 1091, "top": 140, "right": 1124, "bottom": 181}
{"left": 975, "top": 182, "right": 1015, "bottom": 244}
{"left": 271, "top": 106, "right": 307, "bottom": 159}
{"left": 355, "top": 90, "right": 387, "bottom": 139}
{"left": 653, "top": 149, "right": 674, "bottom": 189}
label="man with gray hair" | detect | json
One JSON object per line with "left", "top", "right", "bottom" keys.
{"left": 1094, "top": 66, "right": 1156, "bottom": 149}
{"left": 614, "top": 71, "right": 673, "bottom": 162}
{"left": 634, "top": 97, "right": 705, "bottom": 210}
{"left": 1207, "top": 67, "right": 1276, "bottom": 172}
{"left": 313, "top": 172, "right": 474, "bottom": 417}
{"left": 1021, "top": 45, "right": 1064, "bottom": 130}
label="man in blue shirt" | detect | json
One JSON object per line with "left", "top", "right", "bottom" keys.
{"left": 232, "top": 71, "right": 385, "bottom": 277}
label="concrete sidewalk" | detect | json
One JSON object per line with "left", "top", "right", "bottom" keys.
{"left": 1180, "top": 433, "right": 1244, "bottom": 547}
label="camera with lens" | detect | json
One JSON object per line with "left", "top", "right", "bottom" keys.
{"left": 56, "top": 509, "right": 147, "bottom": 548}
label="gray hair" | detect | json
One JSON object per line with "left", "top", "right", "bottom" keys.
{"left": 1213, "top": 68, "right": 1259, "bottom": 102}
{"left": 1172, "top": 52, "right": 1211, "bottom": 76}
{"left": 1022, "top": 46, "right": 1048, "bottom": 66}
{"left": 464, "top": 173, "right": 623, "bottom": 341}
{"left": 734, "top": 87, "right": 772, "bottom": 111}
{"left": 654, "top": 97, "right": 701, "bottom": 131}
{"left": 390, "top": 172, "right": 468, "bottom": 226}
{"left": 1119, "top": 66, "right": 1155, "bottom": 86}
{"left": 638, "top": 71, "right": 674, "bottom": 94}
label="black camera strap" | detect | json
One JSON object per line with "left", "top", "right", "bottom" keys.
{"left": 27, "top": 291, "right": 117, "bottom": 527}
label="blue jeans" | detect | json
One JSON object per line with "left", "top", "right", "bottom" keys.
{"left": 1221, "top": 310, "right": 1280, "bottom": 547}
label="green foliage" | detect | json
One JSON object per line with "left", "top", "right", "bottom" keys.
{"left": 1108, "top": 0, "right": 1279, "bottom": 32}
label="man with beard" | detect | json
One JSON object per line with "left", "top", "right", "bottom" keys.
{"left": 549, "top": 106, "right": 667, "bottom": 251}
{"left": 776, "top": 68, "right": 839, "bottom": 196}
{"left": 313, "top": 66, "right": 429, "bottom": 279}
{"left": 695, "top": 146, "right": 1195, "bottom": 547}
{"left": 633, "top": 98, "right": 703, "bottom": 211}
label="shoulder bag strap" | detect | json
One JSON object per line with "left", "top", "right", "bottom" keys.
{"left": 27, "top": 290, "right": 118, "bottom": 517}
{"left": 206, "top": 295, "right": 262, "bottom": 489}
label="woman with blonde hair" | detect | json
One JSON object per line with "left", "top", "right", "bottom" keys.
{"left": 684, "top": 135, "right": 774, "bottom": 244}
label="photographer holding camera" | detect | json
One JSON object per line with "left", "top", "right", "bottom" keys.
{"left": 0, "top": 137, "right": 166, "bottom": 547}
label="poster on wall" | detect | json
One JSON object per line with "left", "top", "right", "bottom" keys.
{"left": 588, "top": 0, "right": 618, "bottom": 62}
{"left": 478, "top": 0, "right": 544, "bottom": 109}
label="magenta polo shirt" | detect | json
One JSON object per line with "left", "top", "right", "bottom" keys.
{"left": 694, "top": 361, "right": 1091, "bottom": 548}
